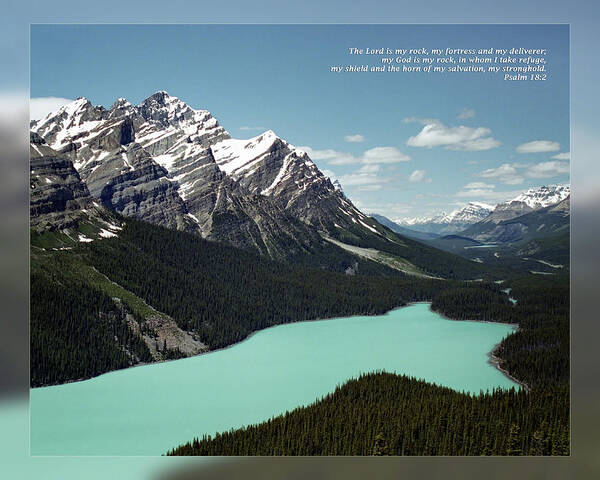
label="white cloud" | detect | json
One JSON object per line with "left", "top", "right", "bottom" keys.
{"left": 300, "top": 145, "right": 410, "bottom": 165}
{"left": 403, "top": 116, "right": 437, "bottom": 125}
{"left": 30, "top": 97, "right": 73, "bottom": 121}
{"left": 406, "top": 120, "right": 501, "bottom": 151}
{"left": 358, "top": 184, "right": 383, "bottom": 191}
{"left": 239, "top": 126, "right": 266, "bottom": 131}
{"left": 361, "top": 146, "right": 410, "bottom": 164}
{"left": 358, "top": 164, "right": 380, "bottom": 174}
{"left": 478, "top": 163, "right": 524, "bottom": 185}
{"left": 551, "top": 152, "right": 570, "bottom": 160}
{"left": 516, "top": 140, "right": 560, "bottom": 153}
{"left": 355, "top": 200, "right": 413, "bottom": 218}
{"left": 457, "top": 108, "right": 475, "bottom": 120}
{"left": 455, "top": 182, "right": 496, "bottom": 198}
{"left": 299, "top": 146, "right": 359, "bottom": 165}
{"left": 456, "top": 188, "right": 497, "bottom": 198}
{"left": 408, "top": 169, "right": 431, "bottom": 183}
{"left": 338, "top": 164, "right": 390, "bottom": 187}
{"left": 464, "top": 182, "right": 495, "bottom": 189}
{"left": 525, "top": 160, "right": 570, "bottom": 178}
{"left": 477, "top": 159, "right": 569, "bottom": 184}
{"left": 455, "top": 183, "right": 523, "bottom": 203}
{"left": 338, "top": 172, "right": 382, "bottom": 186}
{"left": 344, "top": 134, "right": 365, "bottom": 143}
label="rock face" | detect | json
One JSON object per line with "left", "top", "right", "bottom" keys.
{"left": 31, "top": 92, "right": 387, "bottom": 260}
{"left": 210, "top": 130, "right": 370, "bottom": 234}
{"left": 30, "top": 132, "right": 95, "bottom": 231}
{"left": 30, "top": 132, "right": 124, "bottom": 240}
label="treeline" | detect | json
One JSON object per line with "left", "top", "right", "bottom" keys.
{"left": 31, "top": 260, "right": 152, "bottom": 387}
{"left": 431, "top": 284, "right": 514, "bottom": 322}
{"left": 83, "top": 219, "right": 449, "bottom": 350}
{"left": 495, "top": 276, "right": 569, "bottom": 389}
{"left": 431, "top": 276, "right": 569, "bottom": 390}
{"left": 31, "top": 218, "right": 569, "bottom": 391}
{"left": 168, "top": 372, "right": 569, "bottom": 456}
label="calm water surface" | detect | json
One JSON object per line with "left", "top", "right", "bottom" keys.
{"left": 30, "top": 303, "right": 517, "bottom": 455}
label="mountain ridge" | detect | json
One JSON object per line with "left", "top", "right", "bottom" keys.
{"left": 31, "top": 91, "right": 498, "bottom": 280}
{"left": 392, "top": 185, "right": 569, "bottom": 236}
{"left": 31, "top": 92, "right": 368, "bottom": 261}
{"left": 394, "top": 202, "right": 494, "bottom": 235}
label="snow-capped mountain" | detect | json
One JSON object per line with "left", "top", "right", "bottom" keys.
{"left": 30, "top": 91, "right": 389, "bottom": 260}
{"left": 394, "top": 185, "right": 569, "bottom": 237}
{"left": 461, "top": 195, "right": 570, "bottom": 244}
{"left": 480, "top": 184, "right": 570, "bottom": 225}
{"left": 30, "top": 131, "right": 123, "bottom": 240}
{"left": 459, "top": 185, "right": 571, "bottom": 243}
{"left": 448, "top": 202, "right": 495, "bottom": 224}
{"left": 396, "top": 202, "right": 494, "bottom": 235}
{"left": 511, "top": 184, "right": 570, "bottom": 209}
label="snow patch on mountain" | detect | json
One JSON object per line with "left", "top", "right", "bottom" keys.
{"left": 508, "top": 184, "right": 570, "bottom": 209}
{"left": 211, "top": 130, "right": 279, "bottom": 176}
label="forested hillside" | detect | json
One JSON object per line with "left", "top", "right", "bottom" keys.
{"left": 31, "top": 262, "right": 152, "bottom": 386}
{"left": 31, "top": 217, "right": 528, "bottom": 386}
{"left": 168, "top": 373, "right": 569, "bottom": 456}
{"left": 84, "top": 219, "right": 449, "bottom": 350}
{"left": 169, "top": 271, "right": 569, "bottom": 456}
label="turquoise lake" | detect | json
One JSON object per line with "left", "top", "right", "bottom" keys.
{"left": 29, "top": 303, "right": 518, "bottom": 456}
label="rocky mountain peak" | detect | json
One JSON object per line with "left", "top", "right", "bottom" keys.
{"left": 31, "top": 91, "right": 391, "bottom": 262}
{"left": 472, "top": 184, "right": 571, "bottom": 226}
{"left": 134, "top": 92, "right": 228, "bottom": 142}
{"left": 509, "top": 184, "right": 570, "bottom": 210}
{"left": 110, "top": 97, "right": 131, "bottom": 109}
{"left": 447, "top": 202, "right": 494, "bottom": 223}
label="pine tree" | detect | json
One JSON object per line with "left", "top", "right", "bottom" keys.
{"left": 531, "top": 427, "right": 547, "bottom": 455}
{"left": 372, "top": 431, "right": 389, "bottom": 456}
{"left": 506, "top": 423, "right": 522, "bottom": 456}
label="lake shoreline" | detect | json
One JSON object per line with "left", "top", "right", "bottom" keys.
{"left": 33, "top": 301, "right": 525, "bottom": 392}
{"left": 31, "top": 302, "right": 524, "bottom": 455}
{"left": 488, "top": 346, "right": 530, "bottom": 392}
{"left": 428, "top": 304, "right": 526, "bottom": 390}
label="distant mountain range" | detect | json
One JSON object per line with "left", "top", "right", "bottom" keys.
{"left": 461, "top": 194, "right": 570, "bottom": 244}
{"left": 472, "top": 184, "right": 570, "bottom": 226}
{"left": 374, "top": 184, "right": 570, "bottom": 273}
{"left": 395, "top": 202, "right": 494, "bottom": 235}
{"left": 392, "top": 185, "right": 570, "bottom": 236}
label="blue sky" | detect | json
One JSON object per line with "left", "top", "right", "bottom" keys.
{"left": 30, "top": 24, "right": 569, "bottom": 219}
